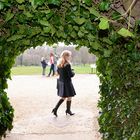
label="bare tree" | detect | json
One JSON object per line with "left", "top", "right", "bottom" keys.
{"left": 14, "top": 44, "right": 96, "bottom": 66}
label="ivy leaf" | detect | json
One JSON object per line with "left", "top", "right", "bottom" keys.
{"left": 43, "top": 27, "right": 51, "bottom": 33}
{"left": 50, "top": 26, "right": 56, "bottom": 36}
{"left": 104, "top": 49, "right": 112, "bottom": 57}
{"left": 118, "top": 28, "right": 134, "bottom": 38}
{"left": 0, "top": 2, "right": 4, "bottom": 10}
{"left": 102, "top": 37, "right": 113, "bottom": 45}
{"left": 111, "top": 11, "right": 121, "bottom": 20}
{"left": 99, "top": 18, "right": 109, "bottom": 30}
{"left": 87, "top": 34, "right": 95, "bottom": 41}
{"left": 16, "top": 0, "right": 25, "bottom": 4}
{"left": 73, "top": 26, "right": 79, "bottom": 31}
{"left": 18, "top": 5, "right": 25, "bottom": 10}
{"left": 39, "top": 20, "right": 50, "bottom": 26}
{"left": 90, "top": 41, "right": 101, "bottom": 50}
{"left": 41, "top": 10, "right": 51, "bottom": 14}
{"left": 5, "top": 11, "right": 14, "bottom": 22}
{"left": 24, "top": 11, "right": 33, "bottom": 18}
{"left": 83, "top": 0, "right": 92, "bottom": 6}
{"left": 70, "top": 31, "right": 77, "bottom": 38}
{"left": 22, "top": 39, "right": 30, "bottom": 45}
{"left": 30, "top": 0, "right": 45, "bottom": 8}
{"left": 48, "top": 0, "right": 61, "bottom": 6}
{"left": 7, "top": 35, "right": 25, "bottom": 42}
{"left": 78, "top": 30, "right": 84, "bottom": 38}
{"left": 99, "top": 1, "right": 110, "bottom": 11}
{"left": 74, "top": 17, "right": 86, "bottom": 25}
{"left": 89, "top": 7, "right": 101, "bottom": 17}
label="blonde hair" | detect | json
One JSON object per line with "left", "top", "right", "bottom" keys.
{"left": 41, "top": 57, "right": 45, "bottom": 61}
{"left": 57, "top": 50, "right": 72, "bottom": 68}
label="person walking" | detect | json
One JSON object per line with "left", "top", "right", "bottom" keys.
{"left": 47, "top": 53, "right": 55, "bottom": 77}
{"left": 52, "top": 50, "right": 76, "bottom": 117}
{"left": 41, "top": 57, "right": 47, "bottom": 76}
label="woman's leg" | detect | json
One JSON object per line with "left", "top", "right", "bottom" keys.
{"left": 67, "top": 97, "right": 72, "bottom": 101}
{"left": 52, "top": 64, "right": 55, "bottom": 76}
{"left": 42, "top": 67, "right": 46, "bottom": 75}
{"left": 48, "top": 64, "right": 53, "bottom": 76}
{"left": 66, "top": 97, "right": 74, "bottom": 115}
{"left": 52, "top": 97, "right": 66, "bottom": 117}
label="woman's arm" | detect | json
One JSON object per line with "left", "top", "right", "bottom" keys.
{"left": 66, "top": 64, "right": 75, "bottom": 78}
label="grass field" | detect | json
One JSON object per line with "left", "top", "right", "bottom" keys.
{"left": 11, "top": 65, "right": 96, "bottom": 75}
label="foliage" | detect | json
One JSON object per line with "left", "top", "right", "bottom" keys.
{"left": 0, "top": 0, "right": 140, "bottom": 139}
{"left": 0, "top": 90, "right": 14, "bottom": 138}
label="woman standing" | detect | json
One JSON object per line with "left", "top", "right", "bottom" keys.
{"left": 47, "top": 53, "right": 55, "bottom": 77}
{"left": 52, "top": 50, "right": 76, "bottom": 117}
{"left": 41, "top": 57, "right": 47, "bottom": 76}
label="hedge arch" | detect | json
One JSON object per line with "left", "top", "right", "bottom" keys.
{"left": 0, "top": 0, "right": 140, "bottom": 139}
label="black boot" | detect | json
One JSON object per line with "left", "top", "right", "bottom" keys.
{"left": 52, "top": 99, "right": 64, "bottom": 117}
{"left": 66, "top": 101, "right": 75, "bottom": 116}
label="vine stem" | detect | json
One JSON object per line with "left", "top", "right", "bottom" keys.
{"left": 122, "top": 0, "right": 137, "bottom": 17}
{"left": 108, "top": 0, "right": 137, "bottom": 28}
{"left": 128, "top": 8, "right": 132, "bottom": 30}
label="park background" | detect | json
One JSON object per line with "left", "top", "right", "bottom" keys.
{"left": 12, "top": 43, "right": 97, "bottom": 75}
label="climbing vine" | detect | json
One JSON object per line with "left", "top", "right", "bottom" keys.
{"left": 0, "top": 0, "right": 140, "bottom": 139}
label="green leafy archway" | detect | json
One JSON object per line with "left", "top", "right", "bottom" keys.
{"left": 0, "top": 0, "right": 140, "bottom": 139}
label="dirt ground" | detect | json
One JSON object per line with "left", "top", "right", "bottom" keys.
{"left": 4, "top": 74, "right": 101, "bottom": 140}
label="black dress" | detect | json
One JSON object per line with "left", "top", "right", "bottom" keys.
{"left": 57, "top": 63, "right": 76, "bottom": 97}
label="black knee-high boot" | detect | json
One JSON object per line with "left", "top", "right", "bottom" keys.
{"left": 52, "top": 99, "right": 64, "bottom": 117}
{"left": 66, "top": 101, "right": 75, "bottom": 116}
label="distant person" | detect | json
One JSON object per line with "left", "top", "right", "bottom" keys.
{"left": 54, "top": 54, "right": 59, "bottom": 75}
{"left": 41, "top": 57, "right": 47, "bottom": 76}
{"left": 52, "top": 50, "right": 76, "bottom": 117}
{"left": 47, "top": 53, "right": 55, "bottom": 77}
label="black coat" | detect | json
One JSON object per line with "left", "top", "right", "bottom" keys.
{"left": 41, "top": 60, "right": 47, "bottom": 68}
{"left": 57, "top": 64, "right": 76, "bottom": 97}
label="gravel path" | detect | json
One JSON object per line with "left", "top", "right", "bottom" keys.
{"left": 4, "top": 74, "right": 101, "bottom": 140}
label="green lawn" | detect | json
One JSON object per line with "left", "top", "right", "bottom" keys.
{"left": 11, "top": 65, "right": 96, "bottom": 75}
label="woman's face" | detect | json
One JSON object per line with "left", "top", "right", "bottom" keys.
{"left": 65, "top": 54, "right": 71, "bottom": 61}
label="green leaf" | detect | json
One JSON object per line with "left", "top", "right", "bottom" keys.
{"left": 39, "top": 20, "right": 50, "bottom": 26}
{"left": 99, "top": 1, "right": 110, "bottom": 11}
{"left": 29, "top": 27, "right": 41, "bottom": 37}
{"left": 104, "top": 49, "right": 112, "bottom": 57}
{"left": 24, "top": 11, "right": 33, "bottom": 18}
{"left": 7, "top": 35, "right": 25, "bottom": 42}
{"left": 48, "top": 0, "right": 61, "bottom": 6}
{"left": 99, "top": 18, "right": 109, "bottom": 30}
{"left": 43, "top": 27, "right": 51, "bottom": 33}
{"left": 102, "top": 38, "right": 113, "bottom": 45}
{"left": 74, "top": 17, "right": 86, "bottom": 25}
{"left": 50, "top": 26, "right": 56, "bottom": 35}
{"left": 90, "top": 41, "right": 101, "bottom": 50}
{"left": 83, "top": 0, "right": 92, "bottom": 6}
{"left": 18, "top": 5, "right": 25, "bottom": 10}
{"left": 30, "top": 0, "right": 45, "bottom": 8}
{"left": 5, "top": 11, "right": 14, "bottom": 22}
{"left": 41, "top": 10, "right": 51, "bottom": 14}
{"left": 73, "top": 26, "right": 79, "bottom": 31}
{"left": 22, "top": 39, "right": 30, "bottom": 45}
{"left": 78, "top": 31, "right": 84, "bottom": 38}
{"left": 16, "top": 0, "right": 25, "bottom": 4}
{"left": 118, "top": 28, "right": 134, "bottom": 38}
{"left": 111, "top": 11, "right": 121, "bottom": 20}
{"left": 0, "top": 2, "right": 4, "bottom": 10}
{"left": 0, "top": 46, "right": 2, "bottom": 51}
{"left": 87, "top": 34, "right": 95, "bottom": 41}
{"left": 89, "top": 7, "right": 101, "bottom": 17}
{"left": 71, "top": 31, "right": 77, "bottom": 38}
